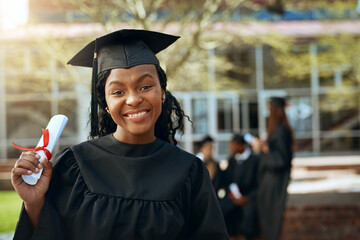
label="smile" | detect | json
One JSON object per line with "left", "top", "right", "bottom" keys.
{"left": 124, "top": 110, "right": 150, "bottom": 120}
{"left": 128, "top": 111, "right": 147, "bottom": 118}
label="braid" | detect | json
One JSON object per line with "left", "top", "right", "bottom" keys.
{"left": 96, "top": 70, "right": 116, "bottom": 138}
{"left": 154, "top": 65, "right": 189, "bottom": 145}
{"left": 94, "top": 66, "right": 190, "bottom": 145}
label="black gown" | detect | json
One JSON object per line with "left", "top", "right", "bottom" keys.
{"left": 14, "top": 134, "right": 229, "bottom": 240}
{"left": 215, "top": 150, "right": 259, "bottom": 239}
{"left": 257, "top": 125, "right": 293, "bottom": 240}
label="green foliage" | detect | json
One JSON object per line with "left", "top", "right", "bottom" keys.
{"left": 0, "top": 191, "right": 22, "bottom": 234}
{"left": 13, "top": 0, "right": 360, "bottom": 92}
{"left": 256, "top": 34, "right": 360, "bottom": 89}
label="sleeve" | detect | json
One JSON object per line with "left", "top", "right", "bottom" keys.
{"left": 13, "top": 148, "right": 74, "bottom": 240}
{"left": 13, "top": 199, "right": 65, "bottom": 240}
{"left": 261, "top": 127, "right": 292, "bottom": 170}
{"left": 186, "top": 158, "right": 229, "bottom": 240}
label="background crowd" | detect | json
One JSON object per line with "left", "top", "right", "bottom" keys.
{"left": 196, "top": 96, "right": 294, "bottom": 240}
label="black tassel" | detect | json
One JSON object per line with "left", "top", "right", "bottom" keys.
{"left": 90, "top": 38, "right": 99, "bottom": 138}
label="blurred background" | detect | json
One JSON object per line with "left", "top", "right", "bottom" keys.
{"left": 0, "top": 0, "right": 359, "bottom": 239}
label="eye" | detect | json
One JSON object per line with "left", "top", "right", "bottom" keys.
{"left": 111, "top": 90, "right": 125, "bottom": 95}
{"left": 140, "top": 85, "right": 152, "bottom": 91}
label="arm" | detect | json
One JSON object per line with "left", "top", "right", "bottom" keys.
{"left": 261, "top": 127, "right": 292, "bottom": 170}
{"left": 12, "top": 148, "right": 73, "bottom": 240}
{"left": 187, "top": 158, "right": 229, "bottom": 240}
{"left": 11, "top": 152, "right": 53, "bottom": 229}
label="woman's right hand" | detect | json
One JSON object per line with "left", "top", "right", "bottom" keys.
{"left": 11, "top": 151, "right": 53, "bottom": 206}
{"left": 251, "top": 138, "right": 269, "bottom": 154}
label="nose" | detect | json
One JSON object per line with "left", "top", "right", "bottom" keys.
{"left": 125, "top": 92, "right": 143, "bottom": 106}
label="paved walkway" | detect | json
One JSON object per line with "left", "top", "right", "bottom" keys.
{"left": 288, "top": 155, "right": 360, "bottom": 194}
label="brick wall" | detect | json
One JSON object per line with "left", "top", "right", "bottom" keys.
{"left": 0, "top": 159, "right": 15, "bottom": 190}
{"left": 279, "top": 193, "right": 360, "bottom": 240}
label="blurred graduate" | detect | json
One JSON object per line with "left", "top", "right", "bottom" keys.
{"left": 215, "top": 134, "right": 260, "bottom": 240}
{"left": 196, "top": 135, "right": 219, "bottom": 182}
{"left": 251, "top": 97, "right": 294, "bottom": 240}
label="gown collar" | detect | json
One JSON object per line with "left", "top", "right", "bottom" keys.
{"left": 104, "top": 134, "right": 165, "bottom": 158}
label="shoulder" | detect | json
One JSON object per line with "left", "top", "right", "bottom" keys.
{"left": 161, "top": 141, "right": 202, "bottom": 177}
{"left": 162, "top": 143, "right": 206, "bottom": 179}
{"left": 51, "top": 137, "right": 103, "bottom": 171}
{"left": 50, "top": 147, "right": 80, "bottom": 187}
{"left": 52, "top": 147, "right": 75, "bottom": 168}
{"left": 271, "top": 124, "right": 291, "bottom": 140}
{"left": 164, "top": 142, "right": 197, "bottom": 162}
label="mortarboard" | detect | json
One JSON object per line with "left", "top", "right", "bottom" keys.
{"left": 67, "top": 29, "right": 179, "bottom": 71}
{"left": 67, "top": 29, "right": 180, "bottom": 137}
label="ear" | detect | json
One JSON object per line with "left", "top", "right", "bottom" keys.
{"left": 161, "top": 90, "right": 166, "bottom": 103}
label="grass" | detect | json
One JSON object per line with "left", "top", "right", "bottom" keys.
{"left": 0, "top": 191, "right": 22, "bottom": 234}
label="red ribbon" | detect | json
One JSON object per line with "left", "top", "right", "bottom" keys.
{"left": 12, "top": 128, "right": 52, "bottom": 160}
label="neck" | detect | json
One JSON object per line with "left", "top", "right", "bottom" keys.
{"left": 113, "top": 128, "right": 156, "bottom": 144}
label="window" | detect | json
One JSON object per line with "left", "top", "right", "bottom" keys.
{"left": 286, "top": 96, "right": 313, "bottom": 135}
{"left": 217, "top": 98, "right": 233, "bottom": 133}
{"left": 192, "top": 98, "right": 208, "bottom": 134}
{"left": 6, "top": 100, "right": 51, "bottom": 140}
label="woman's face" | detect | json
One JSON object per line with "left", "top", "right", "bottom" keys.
{"left": 105, "top": 64, "right": 164, "bottom": 144}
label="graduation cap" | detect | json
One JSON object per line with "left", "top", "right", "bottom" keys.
{"left": 67, "top": 29, "right": 180, "bottom": 137}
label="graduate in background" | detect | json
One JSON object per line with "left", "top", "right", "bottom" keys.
{"left": 11, "top": 29, "right": 229, "bottom": 240}
{"left": 196, "top": 135, "right": 218, "bottom": 182}
{"left": 251, "top": 97, "right": 294, "bottom": 240}
{"left": 215, "top": 134, "right": 260, "bottom": 240}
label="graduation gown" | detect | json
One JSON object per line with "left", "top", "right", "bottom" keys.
{"left": 14, "top": 134, "right": 229, "bottom": 240}
{"left": 257, "top": 125, "right": 293, "bottom": 240}
{"left": 215, "top": 150, "right": 259, "bottom": 238}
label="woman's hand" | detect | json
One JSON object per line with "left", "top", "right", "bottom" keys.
{"left": 11, "top": 151, "right": 53, "bottom": 203}
{"left": 11, "top": 151, "right": 53, "bottom": 228}
{"left": 229, "top": 192, "right": 250, "bottom": 206}
{"left": 251, "top": 138, "right": 269, "bottom": 154}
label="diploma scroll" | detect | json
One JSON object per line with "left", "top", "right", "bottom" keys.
{"left": 21, "top": 115, "right": 68, "bottom": 185}
{"left": 229, "top": 183, "right": 242, "bottom": 199}
{"left": 244, "top": 133, "right": 255, "bottom": 144}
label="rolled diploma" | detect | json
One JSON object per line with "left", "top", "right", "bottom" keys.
{"left": 244, "top": 133, "right": 255, "bottom": 144}
{"left": 229, "top": 183, "right": 242, "bottom": 199}
{"left": 22, "top": 114, "right": 68, "bottom": 185}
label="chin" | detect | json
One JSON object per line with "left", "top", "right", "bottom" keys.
{"left": 127, "top": 126, "right": 154, "bottom": 137}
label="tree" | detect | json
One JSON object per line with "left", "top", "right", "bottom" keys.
{"left": 30, "top": 0, "right": 359, "bottom": 91}
{"left": 43, "top": 0, "right": 250, "bottom": 91}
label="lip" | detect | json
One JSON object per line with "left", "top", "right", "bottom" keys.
{"left": 123, "top": 109, "right": 150, "bottom": 122}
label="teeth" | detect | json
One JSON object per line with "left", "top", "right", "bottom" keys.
{"left": 128, "top": 111, "right": 146, "bottom": 118}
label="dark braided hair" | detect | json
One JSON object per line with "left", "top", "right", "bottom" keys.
{"left": 93, "top": 65, "right": 188, "bottom": 145}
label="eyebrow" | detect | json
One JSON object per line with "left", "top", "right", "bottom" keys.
{"left": 107, "top": 73, "right": 155, "bottom": 87}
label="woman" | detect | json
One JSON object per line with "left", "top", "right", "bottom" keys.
{"left": 11, "top": 29, "right": 229, "bottom": 240}
{"left": 251, "top": 97, "right": 294, "bottom": 240}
